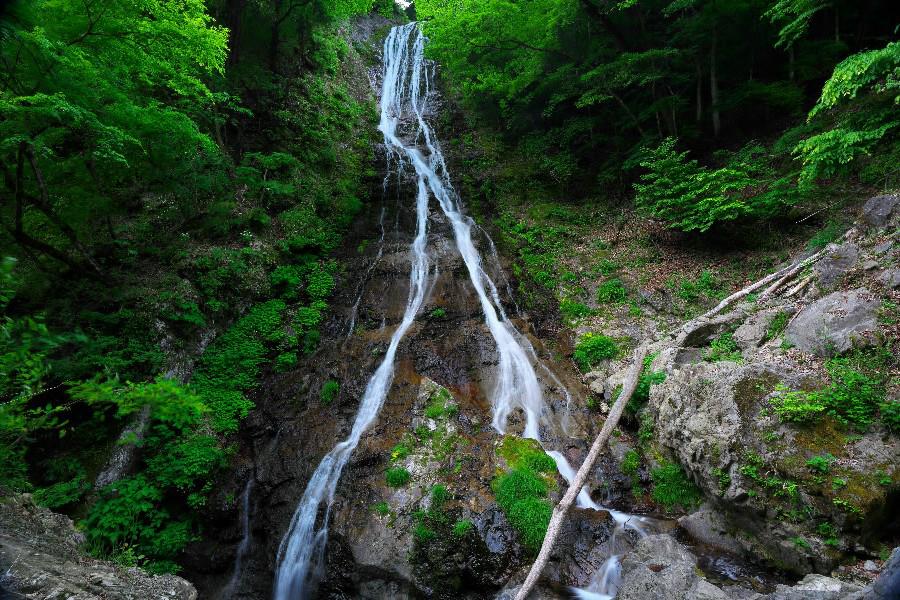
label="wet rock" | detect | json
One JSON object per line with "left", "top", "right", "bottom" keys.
{"left": 732, "top": 306, "right": 794, "bottom": 350}
{"left": 616, "top": 534, "right": 729, "bottom": 600}
{"left": 679, "top": 504, "right": 745, "bottom": 556}
{"left": 857, "top": 546, "right": 900, "bottom": 600}
{"left": 784, "top": 288, "right": 880, "bottom": 356}
{"left": 814, "top": 243, "right": 859, "bottom": 290}
{"left": 861, "top": 194, "right": 900, "bottom": 231}
{"left": 0, "top": 494, "right": 197, "bottom": 600}
{"left": 767, "top": 574, "right": 862, "bottom": 599}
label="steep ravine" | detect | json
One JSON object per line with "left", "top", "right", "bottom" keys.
{"left": 181, "top": 19, "right": 899, "bottom": 600}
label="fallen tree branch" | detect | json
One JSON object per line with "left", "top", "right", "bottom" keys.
{"left": 514, "top": 347, "right": 647, "bottom": 600}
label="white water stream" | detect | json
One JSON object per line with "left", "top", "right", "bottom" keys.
{"left": 273, "top": 23, "right": 645, "bottom": 599}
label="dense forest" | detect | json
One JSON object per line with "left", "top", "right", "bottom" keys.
{"left": 0, "top": 0, "right": 898, "bottom": 595}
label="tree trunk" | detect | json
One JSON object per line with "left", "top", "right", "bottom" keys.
{"left": 788, "top": 44, "right": 795, "bottom": 81}
{"left": 696, "top": 61, "right": 703, "bottom": 123}
{"left": 513, "top": 348, "right": 648, "bottom": 600}
{"left": 710, "top": 27, "right": 721, "bottom": 138}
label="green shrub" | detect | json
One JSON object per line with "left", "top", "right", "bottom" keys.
{"left": 320, "top": 379, "right": 339, "bottom": 405}
{"left": 622, "top": 449, "right": 640, "bottom": 476}
{"left": 806, "top": 222, "right": 844, "bottom": 251}
{"left": 275, "top": 352, "right": 297, "bottom": 372}
{"left": 429, "top": 307, "right": 447, "bottom": 319}
{"left": 881, "top": 401, "right": 900, "bottom": 432}
{"left": 424, "top": 388, "right": 458, "bottom": 419}
{"left": 493, "top": 468, "right": 552, "bottom": 551}
{"left": 560, "top": 299, "right": 593, "bottom": 320}
{"left": 771, "top": 390, "right": 826, "bottom": 423}
{"left": 674, "top": 270, "right": 721, "bottom": 302}
{"left": 765, "top": 312, "right": 790, "bottom": 342}
{"left": 33, "top": 475, "right": 90, "bottom": 510}
{"left": 704, "top": 332, "right": 742, "bottom": 362}
{"left": 596, "top": 278, "right": 627, "bottom": 304}
{"left": 651, "top": 462, "right": 702, "bottom": 510}
{"left": 497, "top": 436, "right": 556, "bottom": 473}
{"left": 430, "top": 484, "right": 449, "bottom": 511}
{"left": 634, "top": 138, "right": 794, "bottom": 232}
{"left": 385, "top": 467, "right": 411, "bottom": 487}
{"left": 452, "top": 519, "right": 474, "bottom": 537}
{"left": 372, "top": 501, "right": 390, "bottom": 516}
{"left": 413, "top": 522, "right": 437, "bottom": 542}
{"left": 390, "top": 442, "right": 411, "bottom": 461}
{"left": 573, "top": 333, "right": 618, "bottom": 371}
{"left": 806, "top": 454, "right": 836, "bottom": 474}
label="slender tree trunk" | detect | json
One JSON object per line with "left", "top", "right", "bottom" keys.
{"left": 696, "top": 61, "right": 703, "bottom": 123}
{"left": 514, "top": 348, "right": 648, "bottom": 600}
{"left": 788, "top": 44, "right": 795, "bottom": 81}
{"left": 710, "top": 27, "right": 721, "bottom": 138}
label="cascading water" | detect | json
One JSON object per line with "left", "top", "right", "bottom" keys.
{"left": 273, "top": 22, "right": 647, "bottom": 599}
{"left": 271, "top": 25, "right": 432, "bottom": 595}
{"left": 223, "top": 478, "right": 254, "bottom": 599}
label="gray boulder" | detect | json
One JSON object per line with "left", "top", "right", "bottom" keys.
{"left": 857, "top": 546, "right": 900, "bottom": 600}
{"left": 733, "top": 306, "right": 794, "bottom": 350}
{"left": 784, "top": 288, "right": 880, "bottom": 356}
{"left": 879, "top": 268, "right": 900, "bottom": 289}
{"left": 861, "top": 194, "right": 900, "bottom": 231}
{"left": 0, "top": 494, "right": 197, "bottom": 600}
{"left": 814, "top": 243, "right": 859, "bottom": 290}
{"left": 768, "top": 574, "right": 863, "bottom": 600}
{"left": 617, "top": 534, "right": 730, "bottom": 600}
{"left": 679, "top": 504, "right": 745, "bottom": 555}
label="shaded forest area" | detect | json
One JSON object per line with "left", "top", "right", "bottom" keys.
{"left": 418, "top": 0, "right": 899, "bottom": 233}
{"left": 0, "top": 0, "right": 401, "bottom": 573}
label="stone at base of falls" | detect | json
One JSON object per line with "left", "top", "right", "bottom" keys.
{"left": 0, "top": 494, "right": 197, "bottom": 600}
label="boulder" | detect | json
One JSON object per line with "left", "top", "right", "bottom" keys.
{"left": 784, "top": 288, "right": 880, "bottom": 356}
{"left": 616, "top": 535, "right": 730, "bottom": 600}
{"left": 814, "top": 243, "right": 859, "bottom": 291}
{"left": 679, "top": 504, "right": 745, "bottom": 556}
{"left": 0, "top": 494, "right": 197, "bottom": 600}
{"left": 767, "top": 574, "right": 862, "bottom": 600}
{"left": 861, "top": 194, "right": 900, "bottom": 231}
{"left": 857, "top": 546, "right": 900, "bottom": 600}
{"left": 732, "top": 306, "right": 794, "bottom": 350}
{"left": 878, "top": 268, "right": 900, "bottom": 289}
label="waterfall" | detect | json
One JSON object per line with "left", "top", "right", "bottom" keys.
{"left": 271, "top": 24, "right": 432, "bottom": 597}
{"left": 571, "top": 555, "right": 622, "bottom": 600}
{"left": 272, "top": 22, "right": 644, "bottom": 598}
{"left": 223, "top": 478, "right": 254, "bottom": 599}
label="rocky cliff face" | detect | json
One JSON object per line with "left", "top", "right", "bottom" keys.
{"left": 0, "top": 494, "right": 197, "bottom": 600}
{"left": 595, "top": 194, "right": 899, "bottom": 579}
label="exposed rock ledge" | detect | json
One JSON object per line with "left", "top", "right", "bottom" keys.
{"left": 0, "top": 494, "right": 197, "bottom": 600}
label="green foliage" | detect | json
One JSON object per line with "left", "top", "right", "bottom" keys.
{"left": 765, "top": 312, "right": 790, "bottom": 342}
{"left": 651, "top": 462, "right": 702, "bottom": 510}
{"left": 596, "top": 278, "right": 627, "bottom": 304}
{"left": 320, "top": 380, "right": 340, "bottom": 405}
{"left": 493, "top": 468, "right": 552, "bottom": 552}
{"left": 628, "top": 354, "right": 666, "bottom": 413}
{"left": 805, "top": 221, "right": 844, "bottom": 251}
{"left": 573, "top": 333, "right": 618, "bottom": 371}
{"left": 796, "top": 42, "right": 900, "bottom": 187}
{"left": 881, "top": 401, "right": 900, "bottom": 432}
{"left": 372, "top": 501, "right": 390, "bottom": 516}
{"left": 559, "top": 299, "right": 593, "bottom": 321}
{"left": 33, "top": 474, "right": 91, "bottom": 510}
{"left": 452, "top": 519, "right": 474, "bottom": 537}
{"left": 424, "top": 388, "right": 458, "bottom": 419}
{"left": 275, "top": 352, "right": 298, "bottom": 372}
{"left": 429, "top": 307, "right": 447, "bottom": 319}
{"left": 622, "top": 449, "right": 640, "bottom": 477}
{"left": 391, "top": 442, "right": 411, "bottom": 462}
{"left": 385, "top": 467, "right": 411, "bottom": 487}
{"left": 674, "top": 270, "right": 722, "bottom": 303}
{"left": 771, "top": 389, "right": 826, "bottom": 423}
{"left": 191, "top": 300, "right": 286, "bottom": 433}
{"left": 635, "top": 139, "right": 796, "bottom": 232}
{"left": 497, "top": 436, "right": 556, "bottom": 474}
{"left": 704, "top": 331, "right": 742, "bottom": 362}
{"left": 806, "top": 453, "right": 836, "bottom": 474}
